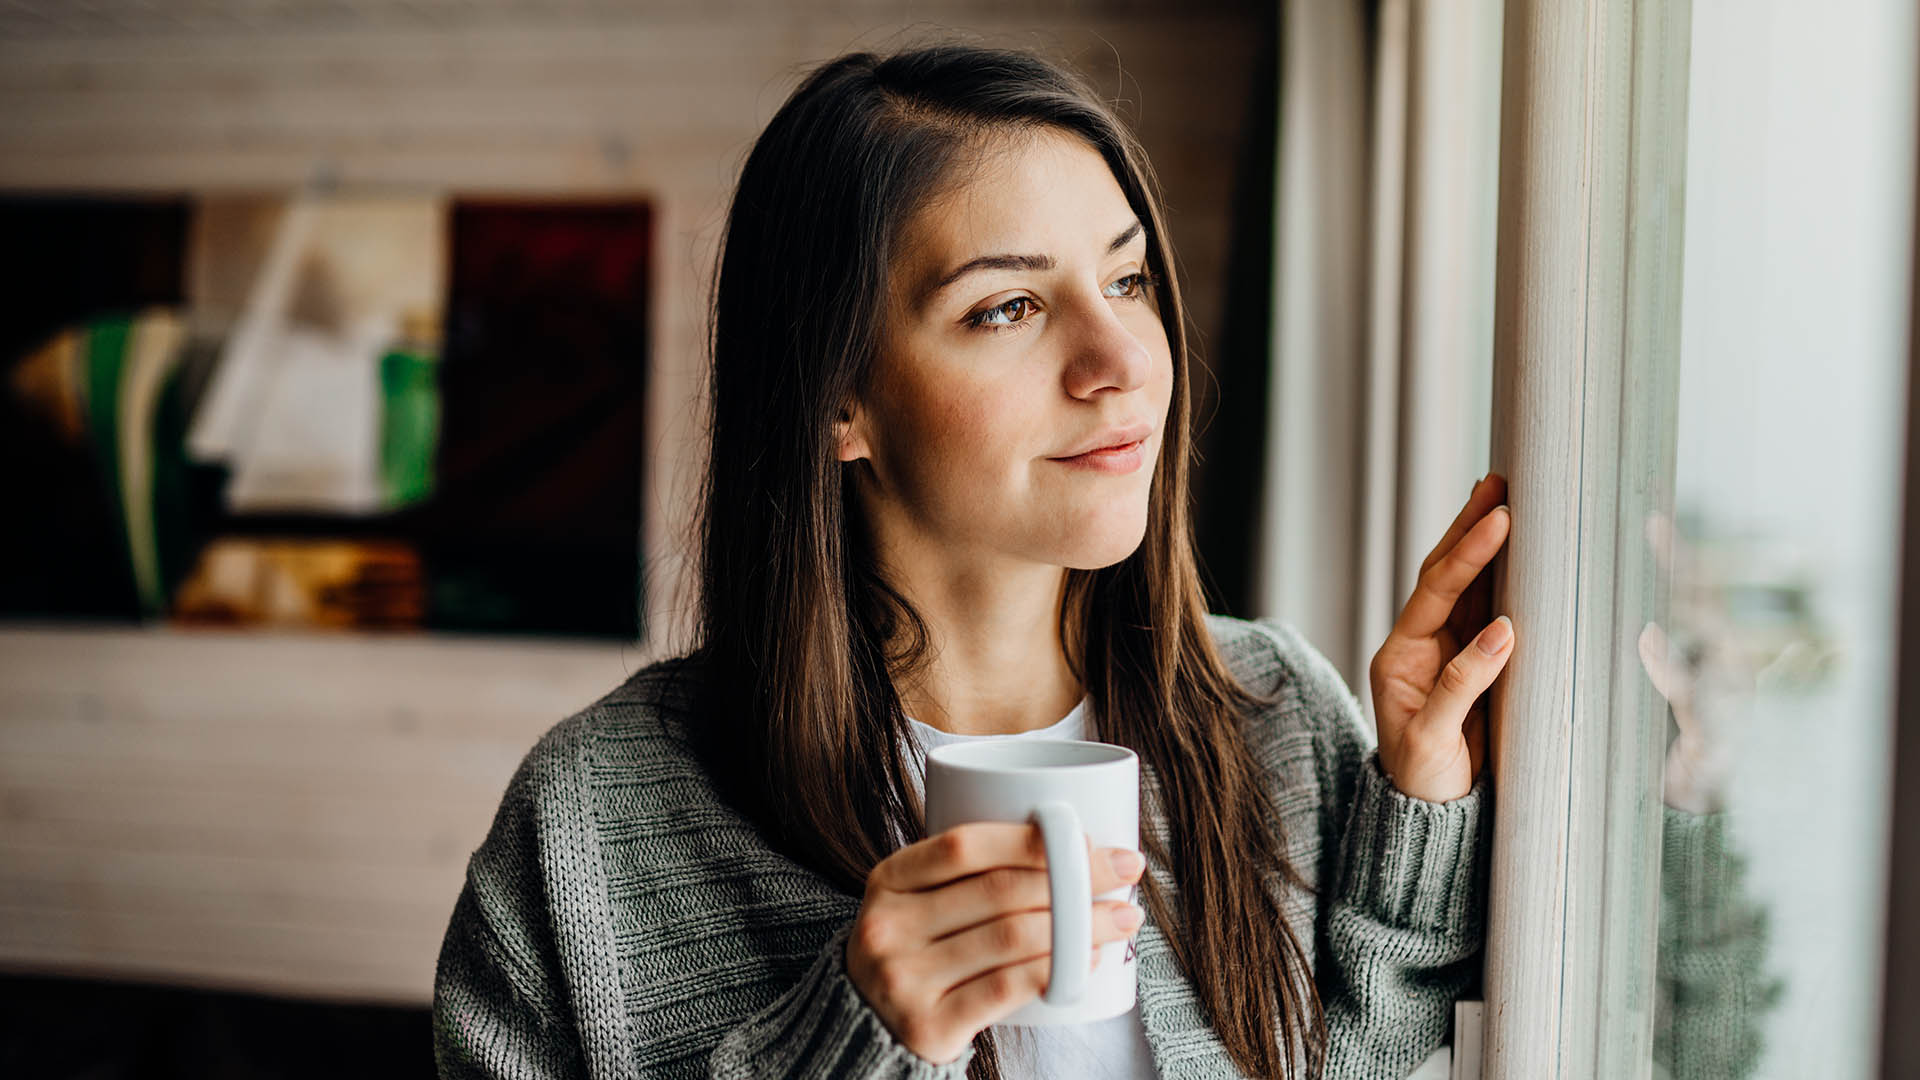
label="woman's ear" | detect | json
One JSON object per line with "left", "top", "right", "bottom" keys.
{"left": 833, "top": 400, "right": 872, "bottom": 463}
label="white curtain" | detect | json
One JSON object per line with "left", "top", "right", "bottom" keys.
{"left": 1257, "top": 0, "right": 1501, "bottom": 723}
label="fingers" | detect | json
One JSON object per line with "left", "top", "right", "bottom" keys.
{"left": 935, "top": 953, "right": 1054, "bottom": 1039}
{"left": 872, "top": 822, "right": 1048, "bottom": 892}
{"left": 1420, "top": 472, "right": 1509, "bottom": 577}
{"left": 914, "top": 848, "right": 1145, "bottom": 941}
{"left": 923, "top": 900, "right": 1141, "bottom": 983}
{"left": 873, "top": 822, "right": 1141, "bottom": 895}
{"left": 1637, "top": 621, "right": 1678, "bottom": 703}
{"left": 930, "top": 902, "right": 1143, "bottom": 1032}
{"left": 1638, "top": 621, "right": 1696, "bottom": 729}
{"left": 1415, "top": 617, "right": 1515, "bottom": 734}
{"left": 850, "top": 830, "right": 1146, "bottom": 1065}
{"left": 1398, "top": 505, "right": 1511, "bottom": 638}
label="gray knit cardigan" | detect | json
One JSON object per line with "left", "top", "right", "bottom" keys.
{"left": 432, "top": 615, "right": 1493, "bottom": 1079}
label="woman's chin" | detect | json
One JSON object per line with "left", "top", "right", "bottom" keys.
{"left": 1053, "top": 518, "right": 1151, "bottom": 570}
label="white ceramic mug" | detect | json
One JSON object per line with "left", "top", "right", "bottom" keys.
{"left": 923, "top": 738, "right": 1140, "bottom": 1026}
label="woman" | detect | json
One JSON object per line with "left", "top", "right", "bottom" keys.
{"left": 433, "top": 43, "right": 1515, "bottom": 1080}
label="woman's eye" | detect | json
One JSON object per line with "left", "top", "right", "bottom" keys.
{"left": 1105, "top": 271, "right": 1157, "bottom": 299}
{"left": 966, "top": 296, "right": 1038, "bottom": 331}
{"left": 964, "top": 272, "right": 1156, "bottom": 333}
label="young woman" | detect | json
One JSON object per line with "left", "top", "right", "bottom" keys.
{"left": 433, "top": 43, "right": 1516, "bottom": 1080}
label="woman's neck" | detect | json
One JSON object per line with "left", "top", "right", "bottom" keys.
{"left": 889, "top": 559, "right": 1083, "bottom": 737}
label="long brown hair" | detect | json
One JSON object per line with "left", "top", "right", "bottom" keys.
{"left": 694, "top": 43, "right": 1326, "bottom": 1077}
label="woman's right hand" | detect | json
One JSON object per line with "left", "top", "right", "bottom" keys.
{"left": 845, "top": 822, "right": 1147, "bottom": 1064}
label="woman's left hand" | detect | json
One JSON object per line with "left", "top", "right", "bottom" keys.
{"left": 1368, "top": 472, "right": 1516, "bottom": 803}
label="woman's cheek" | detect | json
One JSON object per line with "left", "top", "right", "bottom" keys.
{"left": 889, "top": 374, "right": 1010, "bottom": 506}
{"left": 936, "top": 390, "right": 1019, "bottom": 491}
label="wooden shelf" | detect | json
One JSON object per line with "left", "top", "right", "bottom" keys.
{"left": 0, "top": 622, "right": 652, "bottom": 1005}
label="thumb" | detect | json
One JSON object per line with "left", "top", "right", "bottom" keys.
{"left": 1420, "top": 616, "right": 1515, "bottom": 732}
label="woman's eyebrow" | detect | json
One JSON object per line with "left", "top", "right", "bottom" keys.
{"left": 919, "top": 219, "right": 1145, "bottom": 304}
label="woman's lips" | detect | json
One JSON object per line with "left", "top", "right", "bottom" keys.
{"left": 1049, "top": 438, "right": 1147, "bottom": 474}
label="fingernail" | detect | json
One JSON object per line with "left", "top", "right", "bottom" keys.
{"left": 1116, "top": 903, "right": 1144, "bottom": 931}
{"left": 1477, "top": 615, "right": 1513, "bottom": 655}
{"left": 1108, "top": 849, "right": 1144, "bottom": 879}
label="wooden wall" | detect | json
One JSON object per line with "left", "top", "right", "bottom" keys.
{"left": 0, "top": 625, "right": 642, "bottom": 1005}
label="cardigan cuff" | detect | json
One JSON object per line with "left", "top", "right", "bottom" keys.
{"left": 1659, "top": 806, "right": 1749, "bottom": 946}
{"left": 708, "top": 922, "right": 974, "bottom": 1079}
{"left": 1336, "top": 753, "right": 1491, "bottom": 934}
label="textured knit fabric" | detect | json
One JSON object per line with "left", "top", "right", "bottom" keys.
{"left": 1651, "top": 809, "right": 1780, "bottom": 1080}
{"left": 432, "top": 614, "right": 1492, "bottom": 1079}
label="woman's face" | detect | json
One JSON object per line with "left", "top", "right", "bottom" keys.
{"left": 840, "top": 129, "right": 1175, "bottom": 575}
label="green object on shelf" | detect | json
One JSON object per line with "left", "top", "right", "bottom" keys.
{"left": 378, "top": 336, "right": 440, "bottom": 510}
{"left": 79, "top": 310, "right": 197, "bottom": 620}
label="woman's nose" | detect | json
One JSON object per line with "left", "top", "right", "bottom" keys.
{"left": 1061, "top": 299, "right": 1154, "bottom": 399}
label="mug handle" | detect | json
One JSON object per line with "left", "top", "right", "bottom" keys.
{"left": 1030, "top": 801, "right": 1092, "bottom": 1006}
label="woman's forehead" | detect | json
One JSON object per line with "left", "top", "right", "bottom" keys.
{"left": 892, "top": 131, "right": 1142, "bottom": 308}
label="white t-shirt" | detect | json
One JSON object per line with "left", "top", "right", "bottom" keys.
{"left": 903, "top": 700, "right": 1158, "bottom": 1080}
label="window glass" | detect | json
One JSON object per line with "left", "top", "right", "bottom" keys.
{"left": 1649, "top": 3, "right": 1914, "bottom": 1075}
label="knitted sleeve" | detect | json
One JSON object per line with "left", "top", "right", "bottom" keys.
{"left": 1250, "top": 619, "right": 1491, "bottom": 1080}
{"left": 433, "top": 751, "right": 589, "bottom": 1079}
{"left": 1321, "top": 753, "right": 1490, "bottom": 1079}
{"left": 1651, "top": 808, "right": 1780, "bottom": 1080}
{"left": 435, "top": 883, "right": 589, "bottom": 1079}
{"left": 705, "top": 924, "right": 975, "bottom": 1080}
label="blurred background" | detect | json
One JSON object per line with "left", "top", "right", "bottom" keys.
{"left": 0, "top": 2, "right": 1282, "bottom": 1076}
{"left": 1, "top": 1, "right": 1917, "bottom": 1078}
